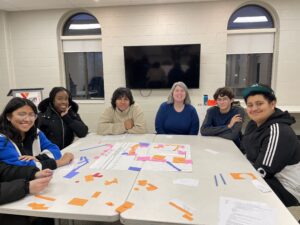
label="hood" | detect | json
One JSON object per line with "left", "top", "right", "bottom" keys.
{"left": 260, "top": 108, "right": 296, "bottom": 129}
{"left": 244, "top": 108, "right": 296, "bottom": 136}
{"left": 38, "top": 97, "right": 79, "bottom": 113}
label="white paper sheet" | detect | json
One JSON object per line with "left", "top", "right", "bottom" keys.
{"left": 218, "top": 197, "right": 276, "bottom": 225}
{"left": 173, "top": 178, "right": 199, "bottom": 187}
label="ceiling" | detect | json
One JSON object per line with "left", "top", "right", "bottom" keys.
{"left": 0, "top": 0, "right": 219, "bottom": 12}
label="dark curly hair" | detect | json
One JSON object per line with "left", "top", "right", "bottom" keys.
{"left": 0, "top": 97, "right": 38, "bottom": 144}
{"left": 213, "top": 87, "right": 234, "bottom": 100}
{"left": 111, "top": 87, "right": 135, "bottom": 109}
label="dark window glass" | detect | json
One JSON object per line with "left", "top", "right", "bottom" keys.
{"left": 226, "top": 54, "right": 273, "bottom": 97}
{"left": 228, "top": 5, "right": 274, "bottom": 30}
{"left": 63, "top": 13, "right": 101, "bottom": 36}
{"left": 64, "top": 52, "right": 104, "bottom": 99}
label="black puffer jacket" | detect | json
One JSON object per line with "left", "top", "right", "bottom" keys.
{"left": 0, "top": 162, "right": 38, "bottom": 205}
{"left": 38, "top": 98, "right": 88, "bottom": 150}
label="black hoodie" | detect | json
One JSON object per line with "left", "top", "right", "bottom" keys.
{"left": 241, "top": 108, "right": 300, "bottom": 202}
{"left": 38, "top": 98, "right": 88, "bottom": 150}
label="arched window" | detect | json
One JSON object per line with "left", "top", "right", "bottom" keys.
{"left": 61, "top": 12, "right": 104, "bottom": 99}
{"left": 226, "top": 5, "right": 275, "bottom": 97}
{"left": 63, "top": 13, "right": 101, "bottom": 36}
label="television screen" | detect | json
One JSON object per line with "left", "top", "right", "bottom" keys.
{"left": 124, "top": 44, "right": 200, "bottom": 89}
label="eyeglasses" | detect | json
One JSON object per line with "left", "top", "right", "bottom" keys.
{"left": 15, "top": 112, "right": 37, "bottom": 121}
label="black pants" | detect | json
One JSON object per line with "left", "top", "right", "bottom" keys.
{"left": 265, "top": 177, "right": 300, "bottom": 207}
{"left": 0, "top": 214, "right": 31, "bottom": 225}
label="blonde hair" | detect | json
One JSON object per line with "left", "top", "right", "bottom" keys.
{"left": 167, "top": 81, "right": 191, "bottom": 104}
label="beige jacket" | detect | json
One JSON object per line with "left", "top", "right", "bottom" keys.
{"left": 97, "top": 104, "right": 147, "bottom": 135}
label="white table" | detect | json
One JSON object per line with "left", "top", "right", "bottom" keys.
{"left": 120, "top": 135, "right": 299, "bottom": 225}
{"left": 0, "top": 134, "right": 298, "bottom": 224}
{"left": 0, "top": 133, "right": 155, "bottom": 222}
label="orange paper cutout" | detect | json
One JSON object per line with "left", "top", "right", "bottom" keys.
{"left": 173, "top": 157, "right": 186, "bottom": 163}
{"left": 106, "top": 202, "right": 114, "bottom": 206}
{"left": 92, "top": 191, "right": 101, "bottom": 198}
{"left": 34, "top": 195, "right": 56, "bottom": 202}
{"left": 146, "top": 183, "right": 158, "bottom": 191}
{"left": 85, "top": 175, "right": 94, "bottom": 182}
{"left": 128, "top": 144, "right": 139, "bottom": 155}
{"left": 68, "top": 198, "right": 88, "bottom": 206}
{"left": 134, "top": 187, "right": 139, "bottom": 191}
{"left": 246, "top": 173, "right": 257, "bottom": 179}
{"left": 28, "top": 202, "right": 49, "bottom": 210}
{"left": 104, "top": 178, "right": 118, "bottom": 185}
{"left": 169, "top": 202, "right": 193, "bottom": 217}
{"left": 183, "top": 213, "right": 194, "bottom": 221}
{"left": 152, "top": 155, "right": 166, "bottom": 160}
{"left": 230, "top": 172, "right": 257, "bottom": 180}
{"left": 138, "top": 180, "right": 148, "bottom": 186}
{"left": 115, "top": 201, "right": 134, "bottom": 213}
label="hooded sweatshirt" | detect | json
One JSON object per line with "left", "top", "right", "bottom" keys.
{"left": 241, "top": 108, "right": 300, "bottom": 202}
{"left": 38, "top": 98, "right": 88, "bottom": 149}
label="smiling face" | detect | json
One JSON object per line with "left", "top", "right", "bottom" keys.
{"left": 172, "top": 85, "right": 186, "bottom": 104}
{"left": 7, "top": 105, "right": 37, "bottom": 136}
{"left": 216, "top": 95, "right": 233, "bottom": 113}
{"left": 53, "top": 90, "right": 69, "bottom": 113}
{"left": 246, "top": 94, "right": 276, "bottom": 126}
{"left": 116, "top": 96, "right": 130, "bottom": 111}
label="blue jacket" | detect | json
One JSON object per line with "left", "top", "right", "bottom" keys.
{"left": 0, "top": 131, "right": 61, "bottom": 170}
{"left": 155, "top": 102, "right": 199, "bottom": 135}
{"left": 200, "top": 106, "right": 245, "bottom": 147}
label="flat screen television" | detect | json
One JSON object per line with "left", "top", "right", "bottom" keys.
{"left": 124, "top": 44, "right": 200, "bottom": 89}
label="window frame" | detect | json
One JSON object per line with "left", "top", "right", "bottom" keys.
{"left": 226, "top": 4, "right": 277, "bottom": 99}
{"left": 59, "top": 12, "right": 104, "bottom": 101}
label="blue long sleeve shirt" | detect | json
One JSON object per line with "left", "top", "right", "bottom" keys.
{"left": 155, "top": 102, "right": 199, "bottom": 135}
{"left": 200, "top": 106, "right": 245, "bottom": 146}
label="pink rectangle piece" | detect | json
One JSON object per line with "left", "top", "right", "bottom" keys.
{"left": 136, "top": 156, "right": 151, "bottom": 161}
{"left": 178, "top": 150, "right": 186, "bottom": 155}
{"left": 185, "top": 159, "right": 193, "bottom": 164}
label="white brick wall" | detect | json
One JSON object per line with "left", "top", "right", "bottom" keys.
{"left": 0, "top": 1, "right": 300, "bottom": 133}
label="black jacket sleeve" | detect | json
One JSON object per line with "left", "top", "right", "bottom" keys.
{"left": 0, "top": 162, "right": 38, "bottom": 205}
{"left": 252, "top": 124, "right": 297, "bottom": 178}
{"left": 35, "top": 154, "right": 57, "bottom": 170}
{"left": 62, "top": 110, "right": 88, "bottom": 138}
{"left": 0, "top": 162, "right": 38, "bottom": 182}
{"left": 0, "top": 179, "right": 28, "bottom": 205}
